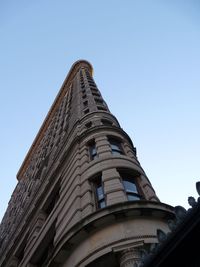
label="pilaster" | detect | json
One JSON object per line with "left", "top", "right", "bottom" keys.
{"left": 102, "top": 168, "right": 126, "bottom": 205}
{"left": 95, "top": 136, "right": 111, "bottom": 157}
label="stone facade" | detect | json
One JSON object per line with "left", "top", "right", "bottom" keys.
{"left": 0, "top": 60, "right": 174, "bottom": 267}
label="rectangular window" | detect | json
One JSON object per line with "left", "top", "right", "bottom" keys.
{"left": 94, "top": 177, "right": 106, "bottom": 209}
{"left": 89, "top": 82, "right": 96, "bottom": 87}
{"left": 89, "top": 142, "right": 98, "bottom": 160}
{"left": 92, "top": 92, "right": 101, "bottom": 97}
{"left": 122, "top": 176, "right": 141, "bottom": 201}
{"left": 109, "top": 138, "right": 123, "bottom": 155}
{"left": 91, "top": 88, "right": 100, "bottom": 94}
{"left": 97, "top": 106, "right": 107, "bottom": 111}
{"left": 95, "top": 98, "right": 104, "bottom": 105}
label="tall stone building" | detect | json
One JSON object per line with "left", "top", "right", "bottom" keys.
{"left": 0, "top": 60, "right": 174, "bottom": 267}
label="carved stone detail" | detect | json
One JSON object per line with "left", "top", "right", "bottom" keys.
{"left": 119, "top": 247, "right": 141, "bottom": 267}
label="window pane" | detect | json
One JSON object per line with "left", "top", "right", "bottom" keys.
{"left": 127, "top": 194, "right": 140, "bottom": 201}
{"left": 99, "top": 199, "right": 106, "bottom": 208}
{"left": 123, "top": 179, "right": 138, "bottom": 193}
{"left": 111, "top": 143, "right": 121, "bottom": 151}
{"left": 110, "top": 139, "right": 123, "bottom": 155}
{"left": 112, "top": 150, "right": 122, "bottom": 155}
{"left": 96, "top": 186, "right": 104, "bottom": 200}
{"left": 90, "top": 144, "right": 98, "bottom": 160}
{"left": 94, "top": 176, "right": 106, "bottom": 209}
{"left": 91, "top": 146, "right": 96, "bottom": 155}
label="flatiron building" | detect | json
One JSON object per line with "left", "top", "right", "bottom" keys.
{"left": 0, "top": 60, "right": 174, "bottom": 267}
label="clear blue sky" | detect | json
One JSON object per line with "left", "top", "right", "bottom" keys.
{"left": 0, "top": 0, "right": 200, "bottom": 221}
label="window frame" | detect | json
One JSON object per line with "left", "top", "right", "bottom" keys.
{"left": 121, "top": 174, "right": 141, "bottom": 201}
{"left": 92, "top": 175, "right": 106, "bottom": 209}
{"left": 109, "top": 137, "right": 124, "bottom": 155}
{"left": 88, "top": 141, "right": 98, "bottom": 160}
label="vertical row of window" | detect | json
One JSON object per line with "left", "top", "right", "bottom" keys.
{"left": 84, "top": 69, "right": 108, "bottom": 112}
{"left": 91, "top": 88, "right": 108, "bottom": 111}
{"left": 87, "top": 137, "right": 141, "bottom": 208}
{"left": 80, "top": 70, "right": 91, "bottom": 115}
{"left": 47, "top": 85, "right": 72, "bottom": 152}
{"left": 80, "top": 69, "right": 85, "bottom": 89}
{"left": 31, "top": 183, "right": 60, "bottom": 265}
{"left": 85, "top": 69, "right": 97, "bottom": 88}
{"left": 22, "top": 84, "right": 73, "bottom": 181}
{"left": 80, "top": 69, "right": 108, "bottom": 113}
{"left": 92, "top": 172, "right": 141, "bottom": 209}
{"left": 91, "top": 88, "right": 100, "bottom": 97}
{"left": 13, "top": 182, "right": 60, "bottom": 266}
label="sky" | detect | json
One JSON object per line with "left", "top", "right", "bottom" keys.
{"left": 0, "top": 0, "right": 200, "bottom": 221}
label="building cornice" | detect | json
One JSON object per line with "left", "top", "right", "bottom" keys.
{"left": 51, "top": 201, "right": 174, "bottom": 265}
{"left": 17, "top": 60, "right": 93, "bottom": 180}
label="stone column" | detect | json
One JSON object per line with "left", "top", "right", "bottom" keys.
{"left": 119, "top": 248, "right": 141, "bottom": 267}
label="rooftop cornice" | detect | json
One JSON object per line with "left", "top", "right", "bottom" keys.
{"left": 17, "top": 60, "right": 93, "bottom": 180}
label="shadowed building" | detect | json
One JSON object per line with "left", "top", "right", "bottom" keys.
{"left": 141, "top": 183, "right": 200, "bottom": 267}
{"left": 0, "top": 60, "right": 174, "bottom": 267}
